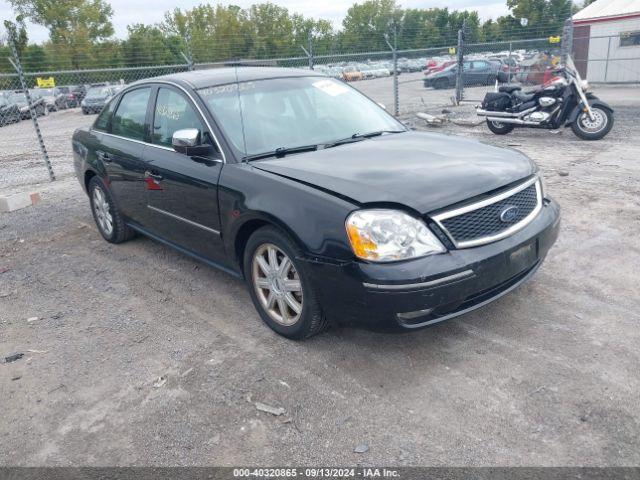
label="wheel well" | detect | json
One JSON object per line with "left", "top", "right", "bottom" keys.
{"left": 84, "top": 170, "right": 96, "bottom": 193}
{"left": 234, "top": 219, "right": 270, "bottom": 277}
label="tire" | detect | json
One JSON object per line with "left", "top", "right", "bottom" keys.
{"left": 88, "top": 176, "right": 135, "bottom": 244}
{"left": 571, "top": 106, "right": 613, "bottom": 140}
{"left": 433, "top": 78, "right": 449, "bottom": 90}
{"left": 243, "top": 226, "right": 329, "bottom": 340}
{"left": 486, "top": 119, "right": 514, "bottom": 135}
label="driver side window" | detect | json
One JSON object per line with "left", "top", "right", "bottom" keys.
{"left": 152, "top": 88, "right": 205, "bottom": 147}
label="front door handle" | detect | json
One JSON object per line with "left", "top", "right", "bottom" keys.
{"left": 145, "top": 171, "right": 163, "bottom": 181}
{"left": 97, "top": 151, "right": 113, "bottom": 163}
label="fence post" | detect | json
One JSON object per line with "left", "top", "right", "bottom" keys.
{"left": 301, "top": 31, "right": 314, "bottom": 70}
{"left": 5, "top": 21, "right": 55, "bottom": 182}
{"left": 384, "top": 26, "right": 399, "bottom": 116}
{"left": 455, "top": 21, "right": 465, "bottom": 104}
{"left": 561, "top": 18, "right": 573, "bottom": 64}
{"left": 183, "top": 29, "right": 194, "bottom": 71}
{"left": 308, "top": 31, "right": 314, "bottom": 70}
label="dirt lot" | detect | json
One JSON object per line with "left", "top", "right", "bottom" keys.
{"left": 1, "top": 80, "right": 639, "bottom": 466}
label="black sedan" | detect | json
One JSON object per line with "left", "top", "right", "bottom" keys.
{"left": 424, "top": 60, "right": 501, "bottom": 89}
{"left": 72, "top": 68, "right": 560, "bottom": 339}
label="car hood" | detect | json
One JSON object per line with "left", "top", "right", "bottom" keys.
{"left": 252, "top": 131, "right": 536, "bottom": 213}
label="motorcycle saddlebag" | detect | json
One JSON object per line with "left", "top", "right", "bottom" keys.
{"left": 482, "top": 92, "right": 511, "bottom": 111}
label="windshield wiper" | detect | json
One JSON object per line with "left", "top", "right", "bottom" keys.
{"left": 243, "top": 144, "right": 320, "bottom": 162}
{"left": 324, "top": 129, "right": 406, "bottom": 148}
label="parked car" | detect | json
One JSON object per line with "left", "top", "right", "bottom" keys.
{"left": 341, "top": 66, "right": 363, "bottom": 82}
{"left": 57, "top": 86, "right": 80, "bottom": 108}
{"left": 70, "top": 84, "right": 88, "bottom": 102}
{"left": 424, "top": 60, "right": 501, "bottom": 89}
{"left": 81, "top": 85, "right": 117, "bottom": 114}
{"left": 8, "top": 90, "right": 48, "bottom": 119}
{"left": 0, "top": 96, "right": 21, "bottom": 126}
{"left": 72, "top": 67, "right": 560, "bottom": 339}
{"left": 33, "top": 87, "right": 69, "bottom": 111}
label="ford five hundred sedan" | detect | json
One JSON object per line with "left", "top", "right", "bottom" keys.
{"left": 72, "top": 67, "right": 560, "bottom": 339}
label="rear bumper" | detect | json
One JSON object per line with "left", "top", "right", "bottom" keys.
{"left": 303, "top": 198, "right": 560, "bottom": 331}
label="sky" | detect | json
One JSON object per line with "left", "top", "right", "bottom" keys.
{"left": 0, "top": 0, "right": 509, "bottom": 43}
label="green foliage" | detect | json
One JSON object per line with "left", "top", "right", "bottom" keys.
{"left": 1, "top": 0, "right": 574, "bottom": 73}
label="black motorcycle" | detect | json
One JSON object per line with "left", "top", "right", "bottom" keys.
{"left": 477, "top": 56, "right": 613, "bottom": 140}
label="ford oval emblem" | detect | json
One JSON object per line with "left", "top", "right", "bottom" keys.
{"left": 500, "top": 206, "right": 519, "bottom": 223}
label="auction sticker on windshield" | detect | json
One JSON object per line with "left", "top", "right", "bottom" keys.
{"left": 312, "top": 79, "right": 348, "bottom": 96}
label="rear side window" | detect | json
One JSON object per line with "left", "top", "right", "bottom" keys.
{"left": 94, "top": 99, "right": 116, "bottom": 131}
{"left": 112, "top": 88, "right": 151, "bottom": 141}
{"left": 152, "top": 88, "right": 205, "bottom": 147}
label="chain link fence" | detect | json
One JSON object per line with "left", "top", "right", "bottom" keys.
{"left": 2, "top": 16, "right": 640, "bottom": 187}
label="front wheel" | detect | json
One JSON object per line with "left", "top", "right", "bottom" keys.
{"left": 88, "top": 176, "right": 135, "bottom": 244}
{"left": 244, "top": 226, "right": 329, "bottom": 340}
{"left": 486, "top": 119, "right": 514, "bottom": 135}
{"left": 571, "top": 106, "right": 613, "bottom": 140}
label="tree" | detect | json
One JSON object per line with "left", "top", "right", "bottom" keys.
{"left": 8, "top": 0, "right": 114, "bottom": 68}
{"left": 341, "top": 0, "right": 402, "bottom": 51}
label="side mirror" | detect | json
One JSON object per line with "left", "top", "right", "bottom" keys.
{"left": 172, "top": 128, "right": 214, "bottom": 157}
{"left": 172, "top": 128, "right": 200, "bottom": 151}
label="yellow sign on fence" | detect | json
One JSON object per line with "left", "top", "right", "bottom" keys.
{"left": 548, "top": 36, "right": 561, "bottom": 44}
{"left": 36, "top": 77, "right": 56, "bottom": 88}
{"left": 449, "top": 47, "right": 456, "bottom": 55}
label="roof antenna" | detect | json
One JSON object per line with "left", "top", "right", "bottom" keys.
{"left": 234, "top": 63, "right": 249, "bottom": 162}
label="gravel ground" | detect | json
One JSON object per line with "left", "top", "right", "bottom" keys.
{"left": 1, "top": 80, "right": 639, "bottom": 466}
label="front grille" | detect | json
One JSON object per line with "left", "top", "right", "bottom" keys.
{"left": 434, "top": 179, "right": 541, "bottom": 248}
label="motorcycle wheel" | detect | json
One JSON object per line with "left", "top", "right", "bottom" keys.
{"left": 486, "top": 119, "right": 514, "bottom": 135}
{"left": 571, "top": 106, "right": 613, "bottom": 140}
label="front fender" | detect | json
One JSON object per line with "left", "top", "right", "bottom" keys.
{"left": 566, "top": 96, "right": 614, "bottom": 125}
{"left": 219, "top": 163, "right": 358, "bottom": 268}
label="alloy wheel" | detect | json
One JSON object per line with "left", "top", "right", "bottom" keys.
{"left": 251, "top": 243, "right": 303, "bottom": 326}
{"left": 92, "top": 186, "right": 114, "bottom": 236}
{"left": 578, "top": 107, "right": 608, "bottom": 134}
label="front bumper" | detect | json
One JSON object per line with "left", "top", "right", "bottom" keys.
{"left": 304, "top": 198, "right": 560, "bottom": 331}
{"left": 82, "top": 104, "right": 104, "bottom": 114}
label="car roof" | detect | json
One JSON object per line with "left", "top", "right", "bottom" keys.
{"left": 138, "top": 66, "right": 325, "bottom": 89}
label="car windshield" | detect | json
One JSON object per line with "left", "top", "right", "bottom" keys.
{"left": 86, "top": 87, "right": 111, "bottom": 98}
{"left": 198, "top": 76, "right": 404, "bottom": 158}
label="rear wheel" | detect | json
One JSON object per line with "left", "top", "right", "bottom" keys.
{"left": 244, "top": 226, "right": 329, "bottom": 340}
{"left": 486, "top": 119, "right": 514, "bottom": 135}
{"left": 88, "top": 176, "right": 135, "bottom": 244}
{"left": 571, "top": 106, "right": 613, "bottom": 140}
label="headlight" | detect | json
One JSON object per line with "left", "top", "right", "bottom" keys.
{"left": 346, "top": 209, "right": 445, "bottom": 262}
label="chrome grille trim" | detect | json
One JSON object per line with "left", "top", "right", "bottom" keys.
{"left": 431, "top": 176, "right": 543, "bottom": 249}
